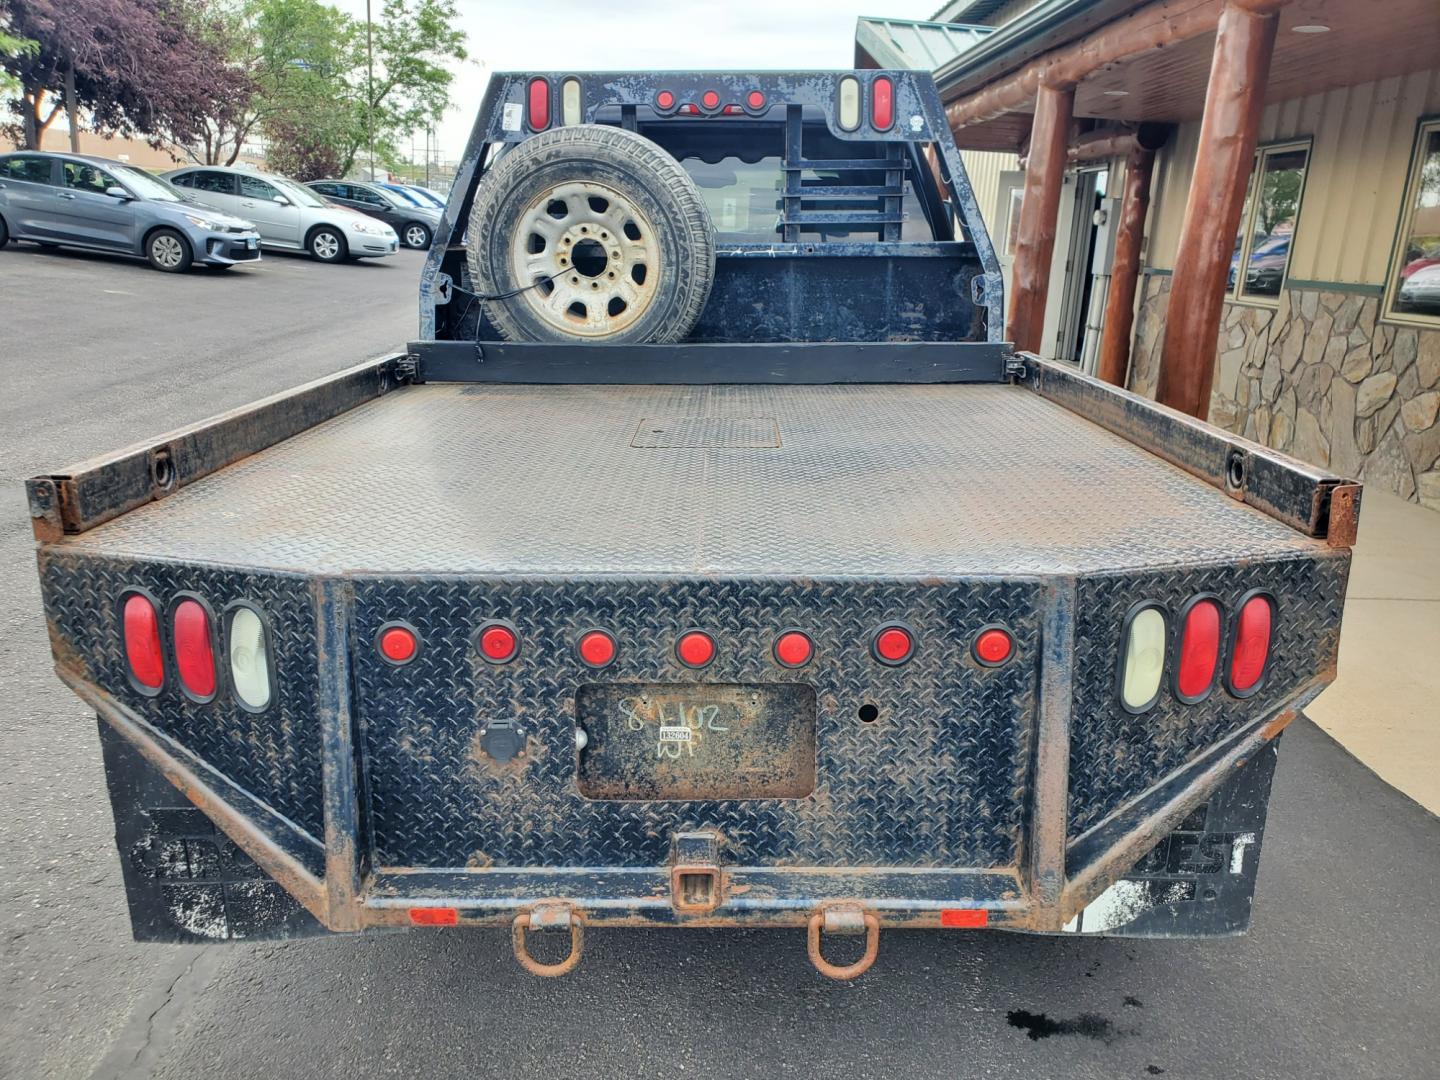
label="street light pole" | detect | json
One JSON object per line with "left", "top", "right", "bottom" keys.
{"left": 366, "top": 0, "right": 375, "bottom": 180}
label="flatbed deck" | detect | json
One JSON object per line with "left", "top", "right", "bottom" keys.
{"left": 57, "top": 382, "right": 1321, "bottom": 576}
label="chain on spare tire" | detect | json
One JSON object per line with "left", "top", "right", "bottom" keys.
{"left": 466, "top": 124, "right": 716, "bottom": 344}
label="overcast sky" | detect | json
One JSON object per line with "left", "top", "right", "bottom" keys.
{"left": 331, "top": 0, "right": 932, "bottom": 160}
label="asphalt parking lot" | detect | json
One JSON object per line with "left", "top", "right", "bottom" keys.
{"left": 1, "top": 240, "right": 1437, "bottom": 1079}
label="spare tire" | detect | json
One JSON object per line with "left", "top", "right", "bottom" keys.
{"left": 467, "top": 124, "right": 715, "bottom": 343}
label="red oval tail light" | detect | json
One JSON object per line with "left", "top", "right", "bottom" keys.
{"left": 527, "top": 78, "right": 551, "bottom": 130}
{"left": 172, "top": 598, "right": 216, "bottom": 699}
{"left": 122, "top": 593, "right": 164, "bottom": 691}
{"left": 871, "top": 77, "right": 894, "bottom": 130}
{"left": 1229, "top": 594, "right": 1274, "bottom": 694}
{"left": 1175, "top": 598, "right": 1221, "bottom": 702}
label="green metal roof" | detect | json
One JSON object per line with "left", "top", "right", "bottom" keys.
{"left": 853, "top": 16, "right": 997, "bottom": 71}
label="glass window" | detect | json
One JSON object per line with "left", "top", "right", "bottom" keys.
{"left": 1239, "top": 147, "right": 1306, "bottom": 300}
{"left": 112, "top": 166, "right": 181, "bottom": 201}
{"left": 1385, "top": 122, "right": 1440, "bottom": 324}
{"left": 190, "top": 171, "right": 236, "bottom": 195}
{"left": 681, "top": 154, "right": 933, "bottom": 242}
{"left": 311, "top": 182, "right": 341, "bottom": 197}
{"left": 240, "top": 175, "right": 279, "bottom": 200}
{"left": 271, "top": 177, "right": 325, "bottom": 207}
{"left": 0, "top": 155, "right": 54, "bottom": 184}
{"left": 1231, "top": 143, "right": 1308, "bottom": 303}
{"left": 63, "top": 161, "right": 122, "bottom": 195}
{"left": 684, "top": 156, "right": 783, "bottom": 241}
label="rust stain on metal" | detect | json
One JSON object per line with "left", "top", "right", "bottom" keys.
{"left": 1325, "top": 484, "right": 1362, "bottom": 548}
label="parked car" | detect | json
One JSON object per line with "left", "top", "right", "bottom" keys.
{"left": 1398, "top": 263, "right": 1440, "bottom": 315}
{"left": 381, "top": 183, "right": 447, "bottom": 211}
{"left": 1241, "top": 234, "right": 1290, "bottom": 295}
{"left": 0, "top": 151, "right": 261, "bottom": 272}
{"left": 380, "top": 183, "right": 427, "bottom": 207}
{"left": 306, "top": 179, "right": 441, "bottom": 249}
{"left": 164, "top": 166, "right": 399, "bottom": 263}
{"left": 396, "top": 184, "right": 448, "bottom": 210}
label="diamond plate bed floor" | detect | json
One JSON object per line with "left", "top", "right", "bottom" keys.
{"left": 59, "top": 382, "right": 1322, "bottom": 575}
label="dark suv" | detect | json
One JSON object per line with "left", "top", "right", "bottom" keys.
{"left": 305, "top": 179, "right": 440, "bottom": 249}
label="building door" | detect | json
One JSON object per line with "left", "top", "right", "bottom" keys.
{"left": 1050, "top": 168, "right": 1108, "bottom": 368}
{"left": 993, "top": 170, "right": 1024, "bottom": 311}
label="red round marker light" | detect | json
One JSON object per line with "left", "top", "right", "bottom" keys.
{"left": 873, "top": 625, "right": 915, "bottom": 665}
{"left": 973, "top": 627, "right": 1014, "bottom": 666}
{"left": 747, "top": 90, "right": 766, "bottom": 109}
{"left": 677, "top": 630, "right": 716, "bottom": 668}
{"left": 774, "top": 630, "right": 814, "bottom": 668}
{"left": 378, "top": 624, "right": 418, "bottom": 664}
{"left": 701, "top": 89, "right": 720, "bottom": 110}
{"left": 656, "top": 90, "right": 675, "bottom": 110}
{"left": 578, "top": 629, "right": 617, "bottom": 668}
{"left": 478, "top": 623, "right": 519, "bottom": 663}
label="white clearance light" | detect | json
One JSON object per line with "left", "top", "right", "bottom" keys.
{"left": 1120, "top": 605, "right": 1166, "bottom": 712}
{"left": 837, "top": 76, "right": 861, "bottom": 132}
{"left": 229, "top": 607, "right": 272, "bottom": 710}
{"left": 562, "top": 78, "right": 582, "bottom": 126}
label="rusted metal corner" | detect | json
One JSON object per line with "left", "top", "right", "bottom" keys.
{"left": 25, "top": 478, "right": 64, "bottom": 543}
{"left": 1323, "top": 483, "right": 1362, "bottom": 549}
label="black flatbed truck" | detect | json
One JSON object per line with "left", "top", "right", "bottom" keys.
{"left": 28, "top": 71, "right": 1360, "bottom": 979}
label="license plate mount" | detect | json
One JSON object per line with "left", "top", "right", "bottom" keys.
{"left": 576, "top": 683, "right": 817, "bottom": 801}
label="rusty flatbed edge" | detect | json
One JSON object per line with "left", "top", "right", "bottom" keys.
{"left": 1021, "top": 354, "right": 1359, "bottom": 540}
{"left": 25, "top": 352, "right": 405, "bottom": 541}
{"left": 42, "top": 380, "right": 1333, "bottom": 577}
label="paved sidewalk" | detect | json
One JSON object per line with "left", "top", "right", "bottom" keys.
{"left": 1307, "top": 489, "right": 1440, "bottom": 814}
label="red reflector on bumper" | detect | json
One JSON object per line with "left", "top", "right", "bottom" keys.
{"left": 940, "top": 908, "right": 988, "bottom": 928}
{"left": 409, "top": 907, "right": 458, "bottom": 926}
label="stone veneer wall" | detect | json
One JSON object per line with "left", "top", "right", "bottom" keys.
{"left": 1129, "top": 275, "right": 1440, "bottom": 510}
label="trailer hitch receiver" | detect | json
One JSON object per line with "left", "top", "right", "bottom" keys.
{"left": 671, "top": 830, "right": 725, "bottom": 914}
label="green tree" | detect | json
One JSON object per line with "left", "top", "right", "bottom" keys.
{"left": 0, "top": 27, "right": 36, "bottom": 100}
{"left": 178, "top": 0, "right": 356, "bottom": 166}
{"left": 341, "top": 0, "right": 466, "bottom": 176}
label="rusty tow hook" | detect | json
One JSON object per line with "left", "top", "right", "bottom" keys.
{"left": 807, "top": 904, "right": 880, "bottom": 980}
{"left": 512, "top": 903, "right": 584, "bottom": 977}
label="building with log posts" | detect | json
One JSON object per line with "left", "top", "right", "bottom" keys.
{"left": 860, "top": 0, "right": 1440, "bottom": 509}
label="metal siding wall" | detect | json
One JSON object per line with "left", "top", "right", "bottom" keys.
{"left": 1145, "top": 68, "right": 1440, "bottom": 286}
{"left": 961, "top": 149, "right": 1020, "bottom": 239}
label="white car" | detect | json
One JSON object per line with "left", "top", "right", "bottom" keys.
{"left": 163, "top": 166, "right": 399, "bottom": 262}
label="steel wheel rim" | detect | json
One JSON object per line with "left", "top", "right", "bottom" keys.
{"left": 510, "top": 180, "right": 661, "bottom": 338}
{"left": 314, "top": 233, "right": 339, "bottom": 259}
{"left": 406, "top": 225, "right": 428, "bottom": 247}
{"left": 152, "top": 235, "right": 184, "bottom": 268}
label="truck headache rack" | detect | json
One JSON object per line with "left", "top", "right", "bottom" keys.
{"left": 28, "top": 70, "right": 1359, "bottom": 978}
{"left": 412, "top": 71, "right": 1006, "bottom": 380}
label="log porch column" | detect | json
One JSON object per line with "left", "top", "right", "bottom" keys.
{"left": 1096, "top": 143, "right": 1156, "bottom": 387}
{"left": 1155, "top": 0, "right": 1280, "bottom": 418}
{"left": 1006, "top": 83, "right": 1074, "bottom": 353}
